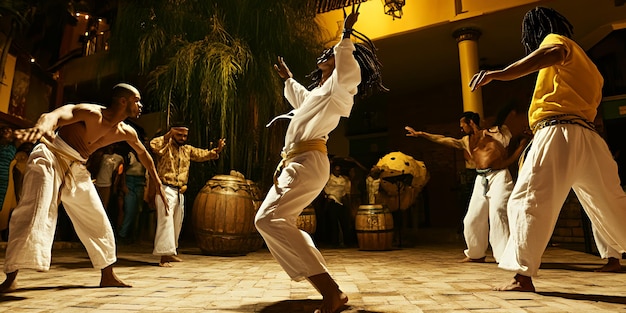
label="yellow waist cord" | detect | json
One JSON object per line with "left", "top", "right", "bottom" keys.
{"left": 273, "top": 139, "right": 327, "bottom": 186}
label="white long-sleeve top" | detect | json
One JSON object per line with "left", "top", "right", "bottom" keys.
{"left": 268, "top": 38, "right": 361, "bottom": 153}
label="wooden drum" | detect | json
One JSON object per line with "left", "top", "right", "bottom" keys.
{"left": 355, "top": 204, "right": 394, "bottom": 251}
{"left": 192, "top": 175, "right": 264, "bottom": 256}
{"left": 296, "top": 204, "right": 317, "bottom": 234}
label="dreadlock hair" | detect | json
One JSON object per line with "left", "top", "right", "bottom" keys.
{"left": 460, "top": 111, "right": 480, "bottom": 128}
{"left": 306, "top": 29, "right": 388, "bottom": 99}
{"left": 521, "top": 7, "right": 573, "bottom": 54}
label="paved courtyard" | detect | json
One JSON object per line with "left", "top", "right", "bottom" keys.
{"left": 0, "top": 241, "right": 625, "bottom": 312}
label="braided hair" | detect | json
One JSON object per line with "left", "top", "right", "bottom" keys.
{"left": 521, "top": 7, "right": 573, "bottom": 54}
{"left": 307, "top": 29, "right": 388, "bottom": 99}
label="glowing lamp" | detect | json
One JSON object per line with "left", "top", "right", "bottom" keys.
{"left": 382, "top": 0, "right": 405, "bottom": 19}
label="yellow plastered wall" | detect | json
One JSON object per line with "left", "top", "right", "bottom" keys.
{"left": 315, "top": 0, "right": 543, "bottom": 43}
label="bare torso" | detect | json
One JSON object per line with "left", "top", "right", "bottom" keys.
{"left": 472, "top": 133, "right": 508, "bottom": 170}
{"left": 56, "top": 105, "right": 128, "bottom": 159}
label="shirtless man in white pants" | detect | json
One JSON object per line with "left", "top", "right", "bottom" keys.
{"left": 0, "top": 83, "right": 167, "bottom": 292}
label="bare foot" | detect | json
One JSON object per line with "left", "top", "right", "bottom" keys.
{"left": 594, "top": 257, "right": 621, "bottom": 272}
{"left": 314, "top": 291, "right": 348, "bottom": 313}
{"left": 0, "top": 271, "right": 18, "bottom": 293}
{"left": 100, "top": 265, "right": 132, "bottom": 288}
{"left": 159, "top": 261, "right": 173, "bottom": 267}
{"left": 459, "top": 256, "right": 486, "bottom": 263}
{"left": 308, "top": 273, "right": 349, "bottom": 313}
{"left": 161, "top": 255, "right": 183, "bottom": 263}
{"left": 493, "top": 274, "right": 535, "bottom": 292}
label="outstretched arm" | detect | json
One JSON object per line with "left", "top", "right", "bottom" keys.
{"left": 14, "top": 104, "right": 94, "bottom": 143}
{"left": 275, "top": 56, "right": 309, "bottom": 109}
{"left": 189, "top": 138, "right": 226, "bottom": 162}
{"left": 405, "top": 126, "right": 464, "bottom": 150}
{"left": 470, "top": 44, "right": 566, "bottom": 90}
{"left": 123, "top": 124, "right": 169, "bottom": 214}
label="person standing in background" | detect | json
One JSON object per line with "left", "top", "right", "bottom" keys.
{"left": 150, "top": 125, "right": 225, "bottom": 267}
{"left": 118, "top": 149, "right": 146, "bottom": 244}
{"left": 323, "top": 164, "right": 355, "bottom": 247}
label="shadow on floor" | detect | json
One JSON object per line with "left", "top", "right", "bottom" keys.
{"left": 539, "top": 262, "right": 625, "bottom": 272}
{"left": 0, "top": 284, "right": 98, "bottom": 303}
{"left": 237, "top": 300, "right": 384, "bottom": 313}
{"left": 538, "top": 291, "right": 626, "bottom": 304}
{"left": 54, "top": 256, "right": 157, "bottom": 269}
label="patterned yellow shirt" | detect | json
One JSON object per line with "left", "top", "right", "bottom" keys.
{"left": 150, "top": 136, "right": 219, "bottom": 187}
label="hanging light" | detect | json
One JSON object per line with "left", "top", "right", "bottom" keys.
{"left": 382, "top": 0, "right": 405, "bottom": 19}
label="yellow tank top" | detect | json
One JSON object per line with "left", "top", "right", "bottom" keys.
{"left": 528, "top": 34, "right": 604, "bottom": 128}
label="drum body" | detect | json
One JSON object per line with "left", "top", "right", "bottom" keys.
{"left": 355, "top": 204, "right": 394, "bottom": 251}
{"left": 192, "top": 175, "right": 264, "bottom": 256}
{"left": 296, "top": 204, "right": 317, "bottom": 234}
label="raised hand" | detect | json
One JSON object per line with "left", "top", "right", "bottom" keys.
{"left": 405, "top": 126, "right": 423, "bottom": 137}
{"left": 214, "top": 138, "right": 226, "bottom": 154}
{"left": 273, "top": 56, "right": 293, "bottom": 81}
{"left": 469, "top": 70, "right": 492, "bottom": 91}
{"left": 343, "top": 4, "right": 359, "bottom": 30}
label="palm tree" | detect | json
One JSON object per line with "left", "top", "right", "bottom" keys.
{"left": 108, "top": 0, "right": 330, "bottom": 189}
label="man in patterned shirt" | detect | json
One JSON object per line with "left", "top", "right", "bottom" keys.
{"left": 150, "top": 125, "right": 225, "bottom": 267}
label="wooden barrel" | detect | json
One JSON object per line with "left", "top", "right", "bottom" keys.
{"left": 192, "top": 175, "right": 264, "bottom": 256}
{"left": 355, "top": 204, "right": 394, "bottom": 251}
{"left": 246, "top": 179, "right": 265, "bottom": 252}
{"left": 296, "top": 204, "right": 317, "bottom": 234}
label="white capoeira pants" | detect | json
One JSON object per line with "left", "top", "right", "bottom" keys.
{"left": 4, "top": 137, "right": 116, "bottom": 273}
{"left": 593, "top": 225, "right": 622, "bottom": 259}
{"left": 255, "top": 150, "right": 330, "bottom": 281}
{"left": 463, "top": 169, "right": 513, "bottom": 262}
{"left": 593, "top": 187, "right": 626, "bottom": 259}
{"left": 499, "top": 124, "right": 626, "bottom": 277}
{"left": 153, "top": 186, "right": 184, "bottom": 256}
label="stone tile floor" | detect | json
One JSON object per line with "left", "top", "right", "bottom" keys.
{"left": 0, "top": 242, "right": 625, "bottom": 312}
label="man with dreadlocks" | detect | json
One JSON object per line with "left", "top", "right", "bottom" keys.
{"left": 255, "top": 5, "right": 386, "bottom": 313}
{"left": 470, "top": 6, "right": 626, "bottom": 292}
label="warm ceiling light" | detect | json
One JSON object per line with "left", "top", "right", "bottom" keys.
{"left": 382, "top": 0, "right": 405, "bottom": 19}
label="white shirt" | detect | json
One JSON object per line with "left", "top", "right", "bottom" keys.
{"left": 267, "top": 38, "right": 361, "bottom": 153}
{"left": 324, "top": 174, "right": 351, "bottom": 205}
{"left": 95, "top": 153, "right": 123, "bottom": 187}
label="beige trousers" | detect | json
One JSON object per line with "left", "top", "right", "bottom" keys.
{"left": 255, "top": 150, "right": 330, "bottom": 281}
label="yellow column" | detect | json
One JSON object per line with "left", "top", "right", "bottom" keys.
{"left": 453, "top": 28, "right": 483, "bottom": 119}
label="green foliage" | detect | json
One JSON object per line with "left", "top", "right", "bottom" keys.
{"left": 108, "top": 0, "right": 329, "bottom": 188}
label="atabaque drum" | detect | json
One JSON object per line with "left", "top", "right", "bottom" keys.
{"left": 192, "top": 175, "right": 264, "bottom": 256}
{"left": 355, "top": 204, "right": 393, "bottom": 251}
{"left": 375, "top": 151, "right": 429, "bottom": 211}
{"left": 296, "top": 204, "right": 317, "bottom": 234}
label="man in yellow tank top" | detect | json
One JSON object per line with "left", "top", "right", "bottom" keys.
{"left": 470, "top": 6, "right": 626, "bottom": 292}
